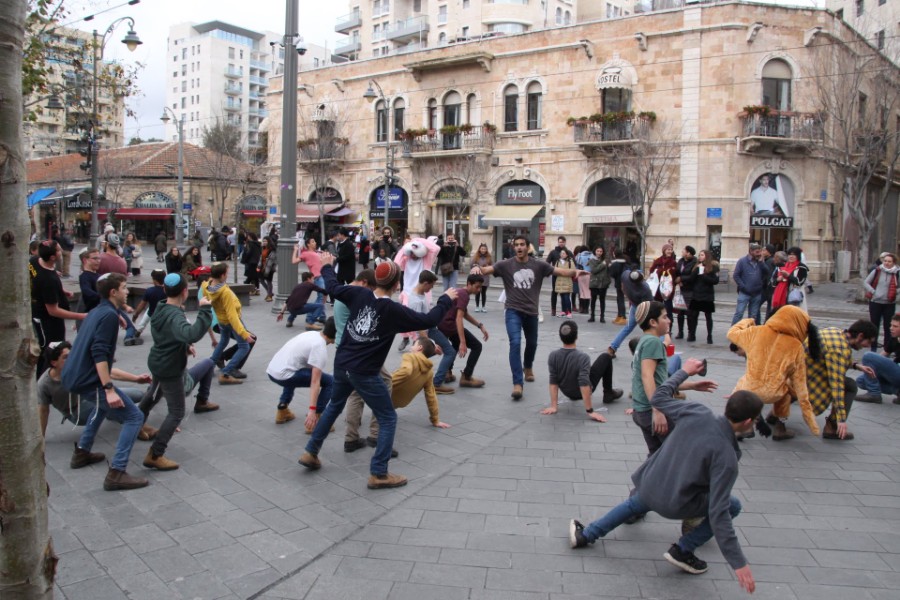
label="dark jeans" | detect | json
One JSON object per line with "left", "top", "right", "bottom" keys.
{"left": 869, "top": 302, "right": 896, "bottom": 350}
{"left": 448, "top": 329, "right": 482, "bottom": 378}
{"left": 77, "top": 385, "right": 144, "bottom": 471}
{"left": 287, "top": 303, "right": 326, "bottom": 325}
{"left": 560, "top": 293, "right": 572, "bottom": 314}
{"left": 141, "top": 359, "right": 216, "bottom": 457}
{"left": 306, "top": 369, "right": 397, "bottom": 476}
{"left": 632, "top": 409, "right": 673, "bottom": 457}
{"left": 268, "top": 369, "right": 333, "bottom": 410}
{"left": 210, "top": 323, "right": 255, "bottom": 375}
{"left": 590, "top": 287, "right": 608, "bottom": 320}
{"left": 562, "top": 353, "right": 613, "bottom": 399}
{"left": 614, "top": 284, "right": 626, "bottom": 317}
{"left": 475, "top": 285, "right": 489, "bottom": 308}
{"left": 505, "top": 308, "right": 539, "bottom": 385}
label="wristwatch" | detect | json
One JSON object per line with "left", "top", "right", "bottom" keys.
{"left": 102, "top": 382, "right": 114, "bottom": 391}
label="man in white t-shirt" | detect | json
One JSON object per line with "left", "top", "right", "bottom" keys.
{"left": 750, "top": 175, "right": 779, "bottom": 215}
{"left": 266, "top": 317, "right": 336, "bottom": 430}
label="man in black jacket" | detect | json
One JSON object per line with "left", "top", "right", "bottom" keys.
{"left": 335, "top": 228, "right": 357, "bottom": 284}
{"left": 546, "top": 236, "right": 571, "bottom": 317}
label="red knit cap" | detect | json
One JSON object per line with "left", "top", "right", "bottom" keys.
{"left": 375, "top": 260, "right": 400, "bottom": 287}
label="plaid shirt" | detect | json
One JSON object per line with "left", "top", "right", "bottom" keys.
{"left": 805, "top": 328, "right": 852, "bottom": 422}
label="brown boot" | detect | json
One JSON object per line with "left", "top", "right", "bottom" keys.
{"left": 142, "top": 451, "right": 179, "bottom": 471}
{"left": 298, "top": 452, "right": 322, "bottom": 470}
{"left": 367, "top": 472, "right": 408, "bottom": 489}
{"left": 822, "top": 419, "right": 854, "bottom": 441}
{"left": 276, "top": 407, "right": 296, "bottom": 424}
{"left": 194, "top": 398, "right": 220, "bottom": 413}
{"left": 459, "top": 373, "right": 485, "bottom": 388}
{"left": 434, "top": 384, "right": 455, "bottom": 395}
{"left": 103, "top": 468, "right": 149, "bottom": 491}
{"left": 524, "top": 368, "right": 535, "bottom": 382}
{"left": 70, "top": 443, "right": 106, "bottom": 469}
{"left": 511, "top": 384, "right": 524, "bottom": 400}
{"left": 772, "top": 421, "right": 796, "bottom": 441}
{"left": 137, "top": 424, "right": 159, "bottom": 442}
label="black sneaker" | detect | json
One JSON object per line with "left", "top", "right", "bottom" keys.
{"left": 344, "top": 439, "right": 367, "bottom": 453}
{"left": 664, "top": 543, "right": 708, "bottom": 574}
{"left": 230, "top": 369, "right": 248, "bottom": 379}
{"left": 215, "top": 359, "right": 225, "bottom": 370}
{"left": 568, "top": 519, "right": 591, "bottom": 548}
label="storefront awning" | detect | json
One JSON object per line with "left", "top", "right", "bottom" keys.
{"left": 578, "top": 205, "right": 634, "bottom": 225}
{"left": 296, "top": 206, "right": 321, "bottom": 222}
{"left": 115, "top": 208, "right": 174, "bottom": 220}
{"left": 481, "top": 205, "right": 543, "bottom": 227}
{"left": 43, "top": 187, "right": 90, "bottom": 203}
{"left": 27, "top": 188, "right": 56, "bottom": 208}
{"left": 241, "top": 210, "right": 266, "bottom": 218}
{"left": 327, "top": 206, "right": 354, "bottom": 217}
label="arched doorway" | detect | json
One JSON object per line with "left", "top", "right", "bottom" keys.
{"left": 581, "top": 178, "right": 641, "bottom": 263}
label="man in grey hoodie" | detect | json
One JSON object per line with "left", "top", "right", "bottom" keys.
{"left": 569, "top": 359, "right": 761, "bottom": 595}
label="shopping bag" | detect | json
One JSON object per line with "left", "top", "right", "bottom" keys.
{"left": 672, "top": 285, "right": 687, "bottom": 311}
{"left": 645, "top": 271, "right": 660, "bottom": 297}
{"left": 659, "top": 272, "right": 674, "bottom": 299}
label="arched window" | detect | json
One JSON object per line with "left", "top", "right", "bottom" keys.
{"left": 393, "top": 98, "right": 405, "bottom": 140}
{"left": 375, "top": 99, "right": 388, "bottom": 142}
{"left": 555, "top": 7, "right": 562, "bottom": 25}
{"left": 586, "top": 178, "right": 639, "bottom": 207}
{"left": 602, "top": 88, "right": 631, "bottom": 113}
{"left": 427, "top": 98, "right": 438, "bottom": 130}
{"left": 443, "top": 91, "right": 461, "bottom": 127}
{"left": 503, "top": 84, "right": 518, "bottom": 132}
{"left": 564, "top": 10, "right": 571, "bottom": 25}
{"left": 761, "top": 59, "right": 792, "bottom": 111}
{"left": 438, "top": 32, "right": 447, "bottom": 45}
{"left": 466, "top": 93, "right": 478, "bottom": 125}
{"left": 526, "top": 82, "right": 542, "bottom": 130}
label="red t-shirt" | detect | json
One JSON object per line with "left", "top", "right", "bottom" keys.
{"left": 298, "top": 249, "right": 322, "bottom": 277}
{"left": 438, "top": 288, "right": 469, "bottom": 336}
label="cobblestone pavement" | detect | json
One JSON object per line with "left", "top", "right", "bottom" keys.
{"left": 46, "top": 272, "right": 900, "bottom": 599}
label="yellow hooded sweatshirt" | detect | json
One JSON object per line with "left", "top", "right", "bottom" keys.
{"left": 391, "top": 352, "right": 440, "bottom": 425}
{"left": 202, "top": 280, "right": 250, "bottom": 340}
{"left": 728, "top": 305, "right": 819, "bottom": 435}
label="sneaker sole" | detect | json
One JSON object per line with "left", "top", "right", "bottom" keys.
{"left": 367, "top": 478, "right": 408, "bottom": 489}
{"left": 664, "top": 551, "right": 708, "bottom": 574}
{"left": 142, "top": 461, "right": 179, "bottom": 471}
{"left": 298, "top": 457, "right": 321, "bottom": 470}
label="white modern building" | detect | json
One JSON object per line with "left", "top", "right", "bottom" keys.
{"left": 333, "top": 0, "right": 637, "bottom": 61}
{"left": 166, "top": 21, "right": 342, "bottom": 156}
{"left": 826, "top": 0, "right": 900, "bottom": 56}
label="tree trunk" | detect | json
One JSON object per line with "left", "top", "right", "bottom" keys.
{"left": 0, "top": 0, "right": 56, "bottom": 597}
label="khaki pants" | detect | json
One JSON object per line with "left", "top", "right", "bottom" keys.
{"left": 344, "top": 367, "right": 391, "bottom": 442}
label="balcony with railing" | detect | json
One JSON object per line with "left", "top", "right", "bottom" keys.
{"left": 392, "top": 41, "right": 426, "bottom": 55}
{"left": 572, "top": 113, "right": 653, "bottom": 155}
{"left": 249, "top": 75, "right": 266, "bottom": 85}
{"left": 400, "top": 124, "right": 496, "bottom": 157}
{"left": 224, "top": 84, "right": 242, "bottom": 95}
{"left": 224, "top": 102, "right": 241, "bottom": 113}
{"left": 224, "top": 67, "right": 243, "bottom": 78}
{"left": 738, "top": 109, "right": 824, "bottom": 154}
{"left": 385, "top": 16, "right": 430, "bottom": 43}
{"left": 250, "top": 59, "right": 270, "bottom": 71}
{"left": 335, "top": 9, "right": 362, "bottom": 33}
{"left": 335, "top": 38, "right": 361, "bottom": 56}
{"left": 297, "top": 139, "right": 347, "bottom": 165}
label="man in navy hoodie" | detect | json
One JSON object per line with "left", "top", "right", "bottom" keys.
{"left": 62, "top": 273, "right": 150, "bottom": 491}
{"left": 731, "top": 243, "right": 766, "bottom": 325}
{"left": 299, "top": 256, "right": 457, "bottom": 489}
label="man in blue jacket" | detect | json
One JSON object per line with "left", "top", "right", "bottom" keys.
{"left": 569, "top": 360, "right": 761, "bottom": 595}
{"left": 298, "top": 256, "right": 457, "bottom": 489}
{"left": 62, "top": 273, "right": 150, "bottom": 491}
{"left": 731, "top": 242, "right": 766, "bottom": 325}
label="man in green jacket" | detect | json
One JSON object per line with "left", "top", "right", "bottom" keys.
{"left": 142, "top": 273, "right": 218, "bottom": 471}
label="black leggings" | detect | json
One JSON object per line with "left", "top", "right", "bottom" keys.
{"left": 869, "top": 302, "right": 895, "bottom": 350}
{"left": 475, "top": 285, "right": 489, "bottom": 307}
{"left": 589, "top": 287, "right": 607, "bottom": 319}
{"left": 687, "top": 310, "right": 713, "bottom": 338}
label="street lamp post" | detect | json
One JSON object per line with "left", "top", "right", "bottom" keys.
{"left": 160, "top": 108, "right": 185, "bottom": 246}
{"left": 89, "top": 17, "right": 142, "bottom": 248}
{"left": 363, "top": 80, "right": 395, "bottom": 232}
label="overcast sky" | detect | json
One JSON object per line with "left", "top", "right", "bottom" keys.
{"left": 67, "top": 0, "right": 820, "bottom": 142}
{"left": 65, "top": 0, "right": 343, "bottom": 141}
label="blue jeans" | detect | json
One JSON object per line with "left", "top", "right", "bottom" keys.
{"left": 610, "top": 304, "right": 637, "bottom": 351}
{"left": 210, "top": 323, "right": 251, "bottom": 376}
{"left": 287, "top": 303, "right": 325, "bottom": 325}
{"left": 442, "top": 270, "right": 458, "bottom": 292}
{"left": 305, "top": 370, "right": 397, "bottom": 476}
{"left": 583, "top": 491, "right": 742, "bottom": 555}
{"left": 505, "top": 309, "right": 539, "bottom": 385}
{"left": 77, "top": 385, "right": 144, "bottom": 471}
{"left": 667, "top": 353, "right": 682, "bottom": 376}
{"left": 268, "top": 369, "right": 333, "bottom": 411}
{"left": 429, "top": 328, "right": 456, "bottom": 385}
{"left": 121, "top": 310, "right": 137, "bottom": 340}
{"left": 731, "top": 291, "right": 762, "bottom": 325}
{"left": 857, "top": 351, "right": 900, "bottom": 395}
{"left": 314, "top": 276, "right": 325, "bottom": 304}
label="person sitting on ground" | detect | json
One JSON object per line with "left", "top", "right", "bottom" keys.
{"left": 541, "top": 320, "right": 623, "bottom": 422}
{"left": 570, "top": 362, "right": 760, "bottom": 596}
{"left": 277, "top": 272, "right": 327, "bottom": 330}
{"left": 266, "top": 317, "right": 336, "bottom": 429}
{"left": 856, "top": 313, "right": 900, "bottom": 405}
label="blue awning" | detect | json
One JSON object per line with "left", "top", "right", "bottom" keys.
{"left": 27, "top": 188, "right": 56, "bottom": 208}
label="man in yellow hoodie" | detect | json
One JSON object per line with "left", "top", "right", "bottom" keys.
{"left": 202, "top": 262, "right": 257, "bottom": 384}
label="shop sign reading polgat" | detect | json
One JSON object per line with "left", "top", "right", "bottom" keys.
{"left": 750, "top": 215, "right": 793, "bottom": 228}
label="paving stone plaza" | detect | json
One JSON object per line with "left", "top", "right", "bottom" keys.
{"left": 44, "top": 274, "right": 900, "bottom": 600}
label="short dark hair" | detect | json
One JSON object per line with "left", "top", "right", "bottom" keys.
{"left": 466, "top": 274, "right": 485, "bottom": 286}
{"left": 892, "top": 314, "right": 900, "bottom": 324}
{"left": 150, "top": 269, "right": 166, "bottom": 284}
{"left": 322, "top": 316, "right": 337, "bottom": 339}
{"left": 513, "top": 234, "right": 528, "bottom": 245}
{"left": 787, "top": 246, "right": 803, "bottom": 259}
{"left": 559, "top": 320, "right": 578, "bottom": 345}
{"left": 45, "top": 340, "right": 72, "bottom": 364}
{"left": 725, "top": 390, "right": 763, "bottom": 424}
{"left": 848, "top": 319, "right": 878, "bottom": 344}
{"left": 558, "top": 236, "right": 566, "bottom": 242}
{"left": 628, "top": 337, "right": 640, "bottom": 355}
{"left": 355, "top": 269, "right": 376, "bottom": 287}
{"left": 305, "top": 237, "right": 316, "bottom": 248}
{"left": 301, "top": 272, "right": 313, "bottom": 282}
{"left": 97, "top": 273, "right": 126, "bottom": 298}
{"left": 210, "top": 262, "right": 228, "bottom": 279}
{"left": 417, "top": 337, "right": 436, "bottom": 358}
{"left": 419, "top": 270, "right": 438, "bottom": 284}
{"left": 38, "top": 240, "right": 59, "bottom": 261}
{"left": 29, "top": 240, "right": 40, "bottom": 254}
{"left": 164, "top": 274, "right": 187, "bottom": 297}
{"left": 684, "top": 245, "right": 696, "bottom": 257}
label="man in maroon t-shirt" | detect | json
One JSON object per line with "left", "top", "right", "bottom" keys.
{"left": 97, "top": 234, "right": 128, "bottom": 276}
{"left": 437, "top": 274, "right": 490, "bottom": 388}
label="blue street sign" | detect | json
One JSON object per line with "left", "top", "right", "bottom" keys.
{"left": 707, "top": 207, "right": 722, "bottom": 219}
{"left": 375, "top": 187, "right": 404, "bottom": 209}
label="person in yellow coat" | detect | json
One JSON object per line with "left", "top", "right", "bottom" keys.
{"left": 727, "top": 305, "right": 819, "bottom": 440}
{"left": 390, "top": 337, "right": 451, "bottom": 429}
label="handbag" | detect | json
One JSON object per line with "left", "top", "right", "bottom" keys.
{"left": 672, "top": 285, "right": 687, "bottom": 311}
{"left": 659, "top": 272, "right": 674, "bottom": 298}
{"left": 440, "top": 262, "right": 454, "bottom": 276}
{"left": 788, "top": 287, "right": 804, "bottom": 305}
{"left": 645, "top": 271, "right": 660, "bottom": 297}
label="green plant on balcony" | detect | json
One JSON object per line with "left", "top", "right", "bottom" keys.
{"left": 637, "top": 111, "right": 657, "bottom": 122}
{"left": 740, "top": 105, "right": 772, "bottom": 117}
{"left": 458, "top": 123, "right": 474, "bottom": 134}
{"left": 589, "top": 113, "right": 604, "bottom": 124}
{"left": 482, "top": 121, "right": 498, "bottom": 133}
{"left": 296, "top": 138, "right": 315, "bottom": 149}
{"left": 601, "top": 111, "right": 635, "bottom": 125}
{"left": 440, "top": 124, "right": 459, "bottom": 136}
{"left": 566, "top": 116, "right": 590, "bottom": 126}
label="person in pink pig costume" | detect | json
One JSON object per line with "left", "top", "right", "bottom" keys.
{"left": 395, "top": 237, "right": 441, "bottom": 352}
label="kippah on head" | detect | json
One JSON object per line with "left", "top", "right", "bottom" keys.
{"left": 164, "top": 273, "right": 182, "bottom": 287}
{"left": 629, "top": 270, "right": 643, "bottom": 282}
{"left": 374, "top": 260, "right": 400, "bottom": 287}
{"left": 635, "top": 301, "right": 652, "bottom": 327}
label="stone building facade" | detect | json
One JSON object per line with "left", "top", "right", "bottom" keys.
{"left": 268, "top": 2, "right": 900, "bottom": 279}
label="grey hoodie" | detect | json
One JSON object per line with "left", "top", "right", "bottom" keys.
{"left": 864, "top": 264, "right": 900, "bottom": 304}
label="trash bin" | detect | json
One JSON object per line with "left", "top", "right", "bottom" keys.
{"left": 835, "top": 250, "right": 851, "bottom": 283}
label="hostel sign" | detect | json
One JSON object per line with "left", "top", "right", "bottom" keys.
{"left": 750, "top": 215, "right": 793, "bottom": 228}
